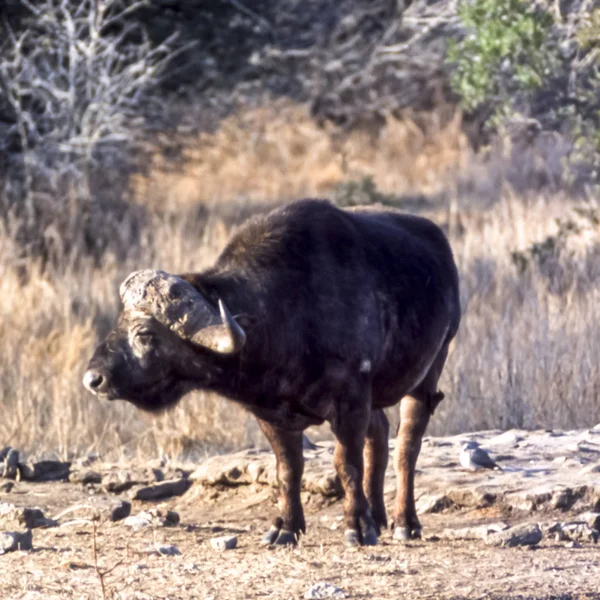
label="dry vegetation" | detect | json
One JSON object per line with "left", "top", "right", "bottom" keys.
{"left": 1, "top": 103, "right": 599, "bottom": 461}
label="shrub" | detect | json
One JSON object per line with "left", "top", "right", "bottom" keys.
{"left": 448, "top": 0, "right": 600, "bottom": 191}
{"left": 447, "top": 0, "right": 558, "bottom": 121}
{"left": 333, "top": 176, "right": 398, "bottom": 207}
{"left": 0, "top": 0, "right": 180, "bottom": 268}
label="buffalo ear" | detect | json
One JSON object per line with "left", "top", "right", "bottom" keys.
{"left": 190, "top": 299, "right": 246, "bottom": 355}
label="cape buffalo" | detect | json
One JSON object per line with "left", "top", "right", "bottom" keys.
{"left": 83, "top": 199, "right": 460, "bottom": 546}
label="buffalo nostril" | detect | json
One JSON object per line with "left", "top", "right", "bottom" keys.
{"left": 83, "top": 370, "right": 105, "bottom": 393}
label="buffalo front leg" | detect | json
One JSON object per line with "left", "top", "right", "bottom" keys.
{"left": 363, "top": 409, "right": 390, "bottom": 534}
{"left": 392, "top": 395, "right": 430, "bottom": 541}
{"left": 257, "top": 419, "right": 305, "bottom": 546}
{"left": 332, "top": 406, "right": 378, "bottom": 547}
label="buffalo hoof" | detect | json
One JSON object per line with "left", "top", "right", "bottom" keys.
{"left": 363, "top": 525, "right": 379, "bottom": 546}
{"left": 344, "top": 525, "right": 378, "bottom": 547}
{"left": 260, "top": 526, "right": 297, "bottom": 546}
{"left": 393, "top": 526, "right": 422, "bottom": 541}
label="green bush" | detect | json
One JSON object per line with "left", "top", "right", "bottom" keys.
{"left": 333, "top": 176, "right": 394, "bottom": 207}
{"left": 447, "top": 0, "right": 559, "bottom": 119}
{"left": 576, "top": 8, "right": 600, "bottom": 50}
{"left": 448, "top": 0, "right": 600, "bottom": 189}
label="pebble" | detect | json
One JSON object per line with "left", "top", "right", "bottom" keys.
{"left": 0, "top": 530, "right": 33, "bottom": 554}
{"left": 210, "top": 535, "right": 238, "bottom": 550}
{"left": 110, "top": 500, "right": 132, "bottom": 522}
{"left": 2, "top": 449, "right": 19, "bottom": 479}
{"left": 123, "top": 512, "right": 153, "bottom": 531}
{"left": 69, "top": 469, "right": 102, "bottom": 485}
{"left": 578, "top": 511, "right": 600, "bottom": 530}
{"left": 304, "top": 582, "right": 346, "bottom": 599}
{"left": 485, "top": 523, "right": 542, "bottom": 547}
{"left": 0, "top": 481, "right": 13, "bottom": 493}
{"left": 123, "top": 509, "right": 179, "bottom": 530}
{"left": 147, "top": 544, "right": 181, "bottom": 556}
{"left": 0, "top": 504, "right": 57, "bottom": 529}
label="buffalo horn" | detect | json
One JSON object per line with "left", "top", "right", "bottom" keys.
{"left": 120, "top": 270, "right": 245, "bottom": 355}
{"left": 190, "top": 299, "right": 246, "bottom": 354}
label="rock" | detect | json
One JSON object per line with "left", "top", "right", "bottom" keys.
{"left": 190, "top": 460, "right": 246, "bottom": 486}
{"left": 557, "top": 522, "right": 599, "bottom": 543}
{"left": 2, "top": 449, "right": 19, "bottom": 479}
{"left": 551, "top": 487, "right": 577, "bottom": 511}
{"left": 69, "top": 469, "right": 102, "bottom": 485}
{"left": 19, "top": 461, "right": 71, "bottom": 482}
{"left": 123, "top": 511, "right": 153, "bottom": 531}
{"left": 302, "top": 434, "right": 319, "bottom": 451}
{"left": 132, "top": 478, "right": 191, "bottom": 501}
{"left": 312, "top": 474, "right": 343, "bottom": 497}
{"left": 487, "top": 431, "right": 525, "bottom": 447}
{"left": 148, "top": 544, "right": 181, "bottom": 556}
{"left": 575, "top": 442, "right": 600, "bottom": 454}
{"left": 247, "top": 462, "right": 264, "bottom": 483}
{"left": 161, "top": 510, "right": 180, "bottom": 526}
{"left": 485, "top": 523, "right": 542, "bottom": 547}
{"left": 123, "top": 508, "right": 179, "bottom": 530}
{"left": 103, "top": 468, "right": 164, "bottom": 493}
{"left": 0, "top": 530, "right": 33, "bottom": 554}
{"left": 505, "top": 487, "right": 552, "bottom": 512}
{"left": 446, "top": 488, "right": 496, "bottom": 508}
{"left": 0, "top": 504, "right": 57, "bottom": 529}
{"left": 210, "top": 535, "right": 238, "bottom": 550}
{"left": 578, "top": 511, "right": 600, "bottom": 530}
{"left": 72, "top": 453, "right": 101, "bottom": 469}
{"left": 304, "top": 582, "right": 346, "bottom": 599}
{"left": 422, "top": 438, "right": 453, "bottom": 448}
{"left": 0, "top": 481, "right": 14, "bottom": 493}
{"left": 582, "top": 463, "right": 600, "bottom": 474}
{"left": 110, "top": 500, "right": 132, "bottom": 522}
{"left": 441, "top": 522, "right": 508, "bottom": 540}
{"left": 416, "top": 493, "right": 453, "bottom": 514}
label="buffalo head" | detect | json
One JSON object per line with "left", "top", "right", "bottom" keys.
{"left": 83, "top": 269, "right": 245, "bottom": 412}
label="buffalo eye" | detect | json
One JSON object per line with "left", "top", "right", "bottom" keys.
{"left": 136, "top": 330, "right": 155, "bottom": 346}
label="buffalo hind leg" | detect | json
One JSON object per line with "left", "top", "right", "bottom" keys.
{"left": 393, "top": 345, "right": 448, "bottom": 541}
{"left": 392, "top": 395, "right": 429, "bottom": 540}
{"left": 257, "top": 419, "right": 305, "bottom": 546}
{"left": 332, "top": 405, "right": 378, "bottom": 547}
{"left": 364, "top": 409, "right": 390, "bottom": 534}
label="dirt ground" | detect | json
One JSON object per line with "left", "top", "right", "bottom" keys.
{"left": 1, "top": 477, "right": 599, "bottom": 600}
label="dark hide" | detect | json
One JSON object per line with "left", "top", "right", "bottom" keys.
{"left": 84, "top": 199, "right": 460, "bottom": 546}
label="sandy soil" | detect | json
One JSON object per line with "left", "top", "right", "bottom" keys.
{"left": 1, "top": 478, "right": 599, "bottom": 600}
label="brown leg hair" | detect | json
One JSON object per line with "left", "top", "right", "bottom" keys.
{"left": 393, "top": 344, "right": 449, "bottom": 541}
{"left": 392, "top": 395, "right": 430, "bottom": 540}
{"left": 331, "top": 403, "right": 378, "bottom": 546}
{"left": 363, "top": 409, "right": 390, "bottom": 534}
{"left": 257, "top": 419, "right": 305, "bottom": 546}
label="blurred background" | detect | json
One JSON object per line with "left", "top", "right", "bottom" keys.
{"left": 1, "top": 0, "right": 599, "bottom": 461}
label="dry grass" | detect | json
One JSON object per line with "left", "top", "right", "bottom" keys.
{"left": 133, "top": 102, "right": 468, "bottom": 210}
{"left": 1, "top": 103, "right": 599, "bottom": 461}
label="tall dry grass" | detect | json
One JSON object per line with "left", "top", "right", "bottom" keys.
{"left": 133, "top": 103, "right": 468, "bottom": 210}
{"left": 1, "top": 104, "right": 599, "bottom": 461}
